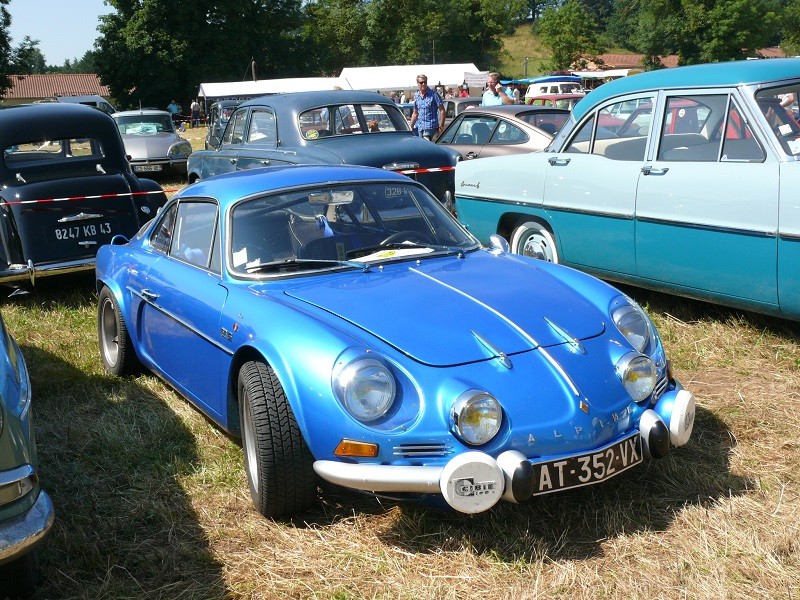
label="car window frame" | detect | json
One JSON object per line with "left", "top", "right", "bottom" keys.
{"left": 166, "top": 199, "right": 220, "bottom": 272}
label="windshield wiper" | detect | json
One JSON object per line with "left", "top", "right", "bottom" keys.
{"left": 245, "top": 258, "right": 369, "bottom": 274}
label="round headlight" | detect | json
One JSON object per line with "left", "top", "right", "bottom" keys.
{"left": 334, "top": 358, "right": 396, "bottom": 422}
{"left": 617, "top": 353, "right": 657, "bottom": 402}
{"left": 612, "top": 302, "right": 654, "bottom": 354}
{"left": 451, "top": 391, "right": 502, "bottom": 446}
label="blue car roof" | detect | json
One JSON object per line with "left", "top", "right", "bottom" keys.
{"left": 573, "top": 57, "right": 800, "bottom": 121}
{"left": 176, "top": 164, "right": 411, "bottom": 207}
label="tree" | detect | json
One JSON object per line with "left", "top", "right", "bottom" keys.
{"left": 96, "top": 0, "right": 306, "bottom": 110}
{"left": 0, "top": 0, "right": 12, "bottom": 94}
{"left": 11, "top": 36, "right": 46, "bottom": 74}
{"left": 783, "top": 0, "right": 800, "bottom": 56}
{"left": 537, "top": 0, "right": 599, "bottom": 70}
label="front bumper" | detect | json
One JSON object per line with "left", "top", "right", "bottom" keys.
{"left": 314, "top": 388, "right": 695, "bottom": 514}
{"left": 0, "top": 258, "right": 96, "bottom": 286}
{"left": 0, "top": 490, "right": 54, "bottom": 565}
{"left": 130, "top": 159, "right": 188, "bottom": 175}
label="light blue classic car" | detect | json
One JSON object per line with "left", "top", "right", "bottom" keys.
{"left": 455, "top": 58, "right": 800, "bottom": 321}
{"left": 0, "top": 311, "right": 53, "bottom": 596}
{"left": 96, "top": 165, "right": 694, "bottom": 517}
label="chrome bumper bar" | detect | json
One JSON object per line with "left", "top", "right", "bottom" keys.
{"left": 0, "top": 490, "right": 54, "bottom": 564}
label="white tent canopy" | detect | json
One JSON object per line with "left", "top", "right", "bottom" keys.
{"left": 197, "top": 77, "right": 348, "bottom": 101}
{"left": 340, "top": 64, "right": 484, "bottom": 93}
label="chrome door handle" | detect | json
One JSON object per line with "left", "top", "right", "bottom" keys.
{"left": 141, "top": 289, "right": 159, "bottom": 301}
{"left": 466, "top": 152, "right": 478, "bottom": 159}
{"left": 548, "top": 157, "right": 571, "bottom": 166}
{"left": 641, "top": 165, "right": 670, "bottom": 176}
{"left": 260, "top": 159, "right": 271, "bottom": 165}
{"left": 229, "top": 158, "right": 238, "bottom": 165}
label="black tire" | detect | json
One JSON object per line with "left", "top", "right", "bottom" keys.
{"left": 97, "top": 286, "right": 141, "bottom": 376}
{"left": 0, "top": 550, "right": 41, "bottom": 598}
{"left": 238, "top": 361, "right": 317, "bottom": 518}
{"left": 509, "top": 221, "right": 560, "bottom": 263}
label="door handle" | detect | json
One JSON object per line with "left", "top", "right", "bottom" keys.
{"left": 466, "top": 152, "right": 478, "bottom": 159}
{"left": 141, "top": 289, "right": 159, "bottom": 301}
{"left": 548, "top": 157, "right": 571, "bottom": 166}
{"left": 260, "top": 159, "right": 271, "bottom": 165}
{"left": 229, "top": 158, "right": 238, "bottom": 165}
{"left": 641, "top": 165, "right": 670, "bottom": 176}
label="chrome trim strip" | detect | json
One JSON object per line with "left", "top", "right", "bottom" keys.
{"left": 0, "top": 258, "right": 95, "bottom": 284}
{"left": 0, "top": 465, "right": 34, "bottom": 488}
{"left": 314, "top": 460, "right": 442, "bottom": 493}
{"left": 129, "top": 286, "right": 234, "bottom": 356}
{"left": 637, "top": 216, "right": 776, "bottom": 238}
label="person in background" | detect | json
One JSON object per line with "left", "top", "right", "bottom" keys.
{"left": 389, "top": 91, "right": 399, "bottom": 103}
{"left": 409, "top": 74, "right": 445, "bottom": 140}
{"left": 445, "top": 87, "right": 455, "bottom": 99}
{"left": 400, "top": 90, "right": 411, "bottom": 103}
{"left": 481, "top": 73, "right": 514, "bottom": 106}
{"left": 190, "top": 99, "right": 201, "bottom": 127}
{"left": 459, "top": 84, "right": 470, "bottom": 98}
{"left": 512, "top": 85, "right": 521, "bottom": 104}
{"left": 167, "top": 99, "right": 181, "bottom": 124}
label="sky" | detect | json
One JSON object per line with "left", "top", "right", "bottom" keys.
{"left": 7, "top": 0, "right": 114, "bottom": 65}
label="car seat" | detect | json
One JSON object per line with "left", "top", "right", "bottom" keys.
{"left": 471, "top": 122, "right": 492, "bottom": 145}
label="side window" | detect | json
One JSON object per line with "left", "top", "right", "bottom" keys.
{"left": 657, "top": 95, "right": 727, "bottom": 162}
{"left": 565, "top": 116, "right": 594, "bottom": 153}
{"left": 592, "top": 97, "right": 654, "bottom": 161}
{"left": 150, "top": 202, "right": 178, "bottom": 254}
{"left": 247, "top": 109, "right": 276, "bottom": 145}
{"left": 721, "top": 101, "right": 765, "bottom": 162}
{"left": 445, "top": 103, "right": 455, "bottom": 118}
{"left": 437, "top": 116, "right": 463, "bottom": 144}
{"left": 489, "top": 120, "right": 527, "bottom": 144}
{"left": 222, "top": 109, "right": 247, "bottom": 146}
{"left": 168, "top": 201, "right": 219, "bottom": 269}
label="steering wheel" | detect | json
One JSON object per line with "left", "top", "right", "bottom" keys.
{"left": 380, "top": 230, "right": 432, "bottom": 246}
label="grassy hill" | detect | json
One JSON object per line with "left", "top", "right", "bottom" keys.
{"left": 497, "top": 23, "right": 553, "bottom": 78}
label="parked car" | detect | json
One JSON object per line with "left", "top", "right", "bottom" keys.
{"left": 204, "top": 99, "right": 240, "bottom": 150}
{"left": 455, "top": 58, "right": 800, "bottom": 321}
{"left": 526, "top": 93, "right": 585, "bottom": 110}
{"left": 55, "top": 94, "right": 117, "bottom": 115}
{"left": 188, "top": 90, "right": 461, "bottom": 207}
{"left": 436, "top": 105, "right": 569, "bottom": 160}
{"left": 0, "top": 103, "right": 168, "bottom": 288}
{"left": 442, "top": 97, "right": 481, "bottom": 129}
{"left": 112, "top": 108, "right": 193, "bottom": 176}
{"left": 96, "top": 164, "right": 695, "bottom": 518}
{"left": 524, "top": 77, "right": 584, "bottom": 102}
{"left": 0, "top": 310, "right": 53, "bottom": 597}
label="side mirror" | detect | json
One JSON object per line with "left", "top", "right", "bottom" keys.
{"left": 488, "top": 234, "right": 509, "bottom": 253}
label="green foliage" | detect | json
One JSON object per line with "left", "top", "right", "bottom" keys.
{"left": 537, "top": 0, "right": 599, "bottom": 70}
{"left": 783, "top": 0, "right": 800, "bottom": 56}
{"left": 11, "top": 35, "right": 46, "bottom": 74}
{"left": 0, "top": 0, "right": 11, "bottom": 94}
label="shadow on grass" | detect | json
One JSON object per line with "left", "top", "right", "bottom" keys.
{"left": 20, "top": 340, "right": 228, "bottom": 597}
{"left": 303, "top": 404, "right": 749, "bottom": 563}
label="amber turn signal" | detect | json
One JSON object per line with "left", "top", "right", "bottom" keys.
{"left": 334, "top": 439, "right": 379, "bottom": 458}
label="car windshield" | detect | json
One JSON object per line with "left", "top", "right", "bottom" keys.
{"left": 299, "top": 103, "right": 410, "bottom": 139}
{"left": 114, "top": 114, "right": 175, "bottom": 135}
{"left": 229, "top": 181, "right": 479, "bottom": 276}
{"left": 755, "top": 85, "right": 800, "bottom": 156}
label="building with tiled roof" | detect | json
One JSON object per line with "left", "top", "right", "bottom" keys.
{"left": 1, "top": 73, "right": 112, "bottom": 105}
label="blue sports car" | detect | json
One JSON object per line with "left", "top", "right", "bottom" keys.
{"left": 95, "top": 165, "right": 695, "bottom": 517}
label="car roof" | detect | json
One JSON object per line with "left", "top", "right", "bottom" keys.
{"left": 240, "top": 90, "right": 395, "bottom": 108}
{"left": 0, "top": 102, "right": 119, "bottom": 142}
{"left": 176, "top": 164, "right": 412, "bottom": 208}
{"left": 463, "top": 105, "right": 570, "bottom": 116}
{"left": 113, "top": 109, "right": 172, "bottom": 117}
{"left": 573, "top": 57, "right": 800, "bottom": 121}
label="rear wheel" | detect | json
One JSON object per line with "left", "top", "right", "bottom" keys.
{"left": 238, "top": 361, "right": 317, "bottom": 518}
{"left": 510, "top": 222, "right": 559, "bottom": 263}
{"left": 98, "top": 286, "right": 140, "bottom": 376}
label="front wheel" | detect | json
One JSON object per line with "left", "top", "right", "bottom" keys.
{"left": 238, "top": 361, "right": 317, "bottom": 518}
{"left": 510, "top": 222, "right": 559, "bottom": 263}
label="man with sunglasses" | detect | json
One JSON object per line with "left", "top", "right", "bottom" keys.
{"left": 409, "top": 74, "right": 445, "bottom": 140}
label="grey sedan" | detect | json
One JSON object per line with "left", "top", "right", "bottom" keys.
{"left": 187, "top": 91, "right": 461, "bottom": 206}
{"left": 113, "top": 109, "right": 193, "bottom": 176}
{"left": 436, "top": 105, "right": 570, "bottom": 160}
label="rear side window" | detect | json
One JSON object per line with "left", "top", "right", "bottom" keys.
{"left": 168, "top": 201, "right": 219, "bottom": 271}
{"left": 4, "top": 138, "right": 104, "bottom": 165}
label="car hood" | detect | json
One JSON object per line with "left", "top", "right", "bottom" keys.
{"left": 282, "top": 251, "right": 607, "bottom": 367}
{"left": 301, "top": 134, "right": 459, "bottom": 168}
{"left": 122, "top": 133, "right": 178, "bottom": 159}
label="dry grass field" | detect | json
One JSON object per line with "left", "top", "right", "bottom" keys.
{"left": 3, "top": 126, "right": 799, "bottom": 599}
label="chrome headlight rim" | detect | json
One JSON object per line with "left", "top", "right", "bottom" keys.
{"left": 612, "top": 300, "right": 655, "bottom": 355}
{"left": 332, "top": 354, "right": 397, "bottom": 423}
{"left": 450, "top": 390, "right": 503, "bottom": 446}
{"left": 616, "top": 352, "right": 657, "bottom": 403}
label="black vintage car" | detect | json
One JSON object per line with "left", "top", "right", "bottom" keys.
{"left": 0, "top": 103, "right": 167, "bottom": 287}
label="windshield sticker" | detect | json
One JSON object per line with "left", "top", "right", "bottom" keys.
{"left": 788, "top": 139, "right": 800, "bottom": 155}
{"left": 779, "top": 124, "right": 793, "bottom": 137}
{"left": 351, "top": 247, "right": 435, "bottom": 262}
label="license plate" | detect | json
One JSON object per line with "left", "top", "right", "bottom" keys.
{"left": 134, "top": 165, "right": 162, "bottom": 172}
{"left": 531, "top": 433, "right": 642, "bottom": 496}
{"left": 51, "top": 221, "right": 115, "bottom": 243}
